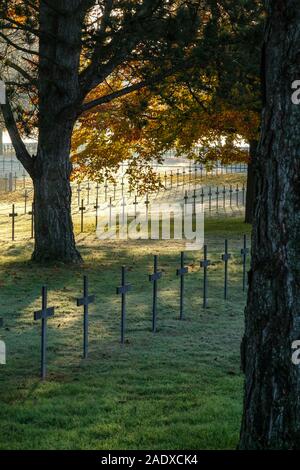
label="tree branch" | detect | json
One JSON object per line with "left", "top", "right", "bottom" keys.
{"left": 1, "top": 57, "right": 37, "bottom": 86}
{"left": 0, "top": 98, "right": 34, "bottom": 177}
{"left": 80, "top": 81, "right": 148, "bottom": 114}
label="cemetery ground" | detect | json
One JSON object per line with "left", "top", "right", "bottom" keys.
{"left": 0, "top": 210, "right": 251, "bottom": 450}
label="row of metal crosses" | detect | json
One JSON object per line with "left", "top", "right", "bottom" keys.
{"left": 32, "top": 239, "right": 249, "bottom": 380}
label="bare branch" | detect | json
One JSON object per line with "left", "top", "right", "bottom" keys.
{"left": 0, "top": 98, "right": 34, "bottom": 176}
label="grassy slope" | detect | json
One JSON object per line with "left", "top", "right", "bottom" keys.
{"left": 0, "top": 215, "right": 251, "bottom": 450}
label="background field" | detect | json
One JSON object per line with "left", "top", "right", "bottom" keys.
{"left": 0, "top": 211, "right": 251, "bottom": 450}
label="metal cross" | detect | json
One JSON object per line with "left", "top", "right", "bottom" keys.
{"left": 200, "top": 245, "right": 211, "bottom": 308}
{"left": 9, "top": 204, "right": 18, "bottom": 241}
{"left": 104, "top": 181, "right": 108, "bottom": 202}
{"left": 94, "top": 198, "right": 99, "bottom": 228}
{"left": 176, "top": 252, "right": 188, "bottom": 320}
{"left": 79, "top": 199, "right": 86, "bottom": 233}
{"left": 116, "top": 266, "right": 132, "bottom": 344}
{"left": 77, "top": 275, "right": 95, "bottom": 359}
{"left": 133, "top": 195, "right": 138, "bottom": 218}
{"left": 192, "top": 189, "right": 197, "bottom": 215}
{"left": 222, "top": 239, "right": 231, "bottom": 300}
{"left": 149, "top": 255, "right": 162, "bottom": 333}
{"left": 208, "top": 187, "right": 212, "bottom": 212}
{"left": 242, "top": 183, "right": 245, "bottom": 206}
{"left": 77, "top": 183, "right": 81, "bottom": 206}
{"left": 216, "top": 186, "right": 219, "bottom": 211}
{"left": 241, "top": 234, "right": 249, "bottom": 291}
{"left": 24, "top": 189, "right": 28, "bottom": 214}
{"left": 229, "top": 185, "right": 233, "bottom": 206}
{"left": 86, "top": 181, "right": 91, "bottom": 205}
{"left": 34, "top": 286, "right": 55, "bottom": 380}
{"left": 28, "top": 202, "right": 35, "bottom": 239}
{"left": 201, "top": 187, "right": 204, "bottom": 205}
{"left": 222, "top": 186, "right": 226, "bottom": 208}
{"left": 236, "top": 184, "right": 239, "bottom": 206}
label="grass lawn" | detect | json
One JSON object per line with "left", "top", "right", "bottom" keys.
{"left": 0, "top": 215, "right": 251, "bottom": 450}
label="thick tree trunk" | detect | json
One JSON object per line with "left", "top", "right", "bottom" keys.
{"left": 32, "top": 124, "right": 81, "bottom": 263}
{"left": 30, "top": 2, "right": 84, "bottom": 263}
{"left": 245, "top": 140, "right": 258, "bottom": 224}
{"left": 239, "top": 2, "right": 300, "bottom": 449}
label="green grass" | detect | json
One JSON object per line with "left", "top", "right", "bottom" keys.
{"left": 0, "top": 216, "right": 251, "bottom": 450}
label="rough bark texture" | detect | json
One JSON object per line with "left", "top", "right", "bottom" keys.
{"left": 239, "top": 1, "right": 300, "bottom": 449}
{"left": 245, "top": 140, "right": 258, "bottom": 224}
{"left": 32, "top": 2, "right": 84, "bottom": 262}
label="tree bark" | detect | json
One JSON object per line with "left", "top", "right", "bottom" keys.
{"left": 30, "top": 2, "right": 84, "bottom": 263}
{"left": 245, "top": 140, "right": 258, "bottom": 224}
{"left": 32, "top": 123, "right": 81, "bottom": 263}
{"left": 239, "top": 2, "right": 300, "bottom": 449}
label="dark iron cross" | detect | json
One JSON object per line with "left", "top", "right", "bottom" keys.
{"left": 242, "top": 183, "right": 245, "bottom": 206}
{"left": 149, "top": 255, "right": 162, "bottom": 333}
{"left": 77, "top": 183, "right": 81, "bottom": 206}
{"left": 79, "top": 199, "right": 86, "bottom": 233}
{"left": 222, "top": 239, "right": 231, "bottom": 300}
{"left": 133, "top": 195, "right": 138, "bottom": 218}
{"left": 177, "top": 169, "right": 180, "bottom": 187}
{"left": 201, "top": 187, "right": 204, "bottom": 205}
{"left": 236, "top": 184, "right": 239, "bottom": 206}
{"left": 24, "top": 189, "right": 28, "bottom": 214}
{"left": 9, "top": 204, "right": 18, "bottom": 241}
{"left": 28, "top": 202, "right": 35, "bottom": 239}
{"left": 170, "top": 170, "right": 173, "bottom": 188}
{"left": 94, "top": 198, "right": 99, "bottom": 228}
{"left": 229, "top": 185, "right": 233, "bottom": 206}
{"left": 104, "top": 181, "right": 108, "bottom": 202}
{"left": 200, "top": 245, "right": 211, "bottom": 308}
{"left": 77, "top": 275, "right": 95, "bottom": 359}
{"left": 86, "top": 181, "right": 91, "bottom": 205}
{"left": 34, "top": 286, "right": 55, "bottom": 380}
{"left": 241, "top": 234, "right": 249, "bottom": 291}
{"left": 116, "top": 266, "right": 132, "bottom": 344}
{"left": 208, "top": 187, "right": 212, "bottom": 212}
{"left": 222, "top": 186, "right": 226, "bottom": 208}
{"left": 216, "top": 186, "right": 220, "bottom": 211}
{"left": 192, "top": 190, "right": 197, "bottom": 215}
{"left": 176, "top": 252, "right": 189, "bottom": 320}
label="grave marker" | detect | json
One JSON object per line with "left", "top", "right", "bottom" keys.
{"left": 116, "top": 266, "right": 131, "bottom": 344}
{"left": 9, "top": 204, "right": 18, "bottom": 241}
{"left": 34, "top": 286, "right": 55, "bottom": 380}
{"left": 28, "top": 202, "right": 35, "bottom": 239}
{"left": 176, "top": 252, "right": 188, "bottom": 320}
{"left": 200, "top": 245, "right": 211, "bottom": 308}
{"left": 149, "top": 255, "right": 162, "bottom": 333}
{"left": 76, "top": 275, "right": 95, "bottom": 359}
{"left": 222, "top": 239, "right": 231, "bottom": 300}
{"left": 79, "top": 199, "right": 86, "bottom": 233}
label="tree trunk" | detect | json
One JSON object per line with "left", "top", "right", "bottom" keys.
{"left": 245, "top": 140, "right": 258, "bottom": 224}
{"left": 239, "top": 2, "right": 300, "bottom": 449}
{"left": 30, "top": 2, "right": 84, "bottom": 263}
{"left": 32, "top": 124, "right": 81, "bottom": 263}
